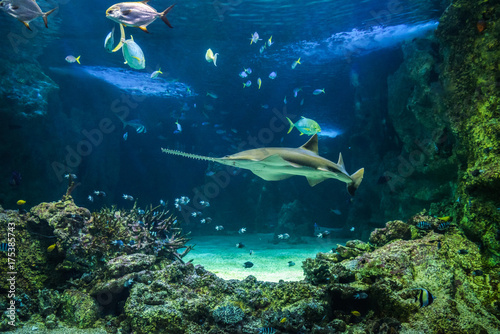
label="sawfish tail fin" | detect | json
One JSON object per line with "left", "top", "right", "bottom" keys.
{"left": 347, "top": 168, "right": 364, "bottom": 196}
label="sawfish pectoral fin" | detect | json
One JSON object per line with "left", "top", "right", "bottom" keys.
{"left": 306, "top": 177, "right": 327, "bottom": 186}
{"left": 251, "top": 170, "right": 293, "bottom": 181}
{"left": 347, "top": 168, "right": 364, "bottom": 196}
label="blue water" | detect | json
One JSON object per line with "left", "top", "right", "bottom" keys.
{"left": 0, "top": 0, "right": 444, "bottom": 235}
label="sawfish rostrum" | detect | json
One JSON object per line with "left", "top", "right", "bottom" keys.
{"left": 161, "top": 134, "right": 364, "bottom": 196}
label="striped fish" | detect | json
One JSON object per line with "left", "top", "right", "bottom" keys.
{"left": 0, "top": 243, "right": 10, "bottom": 251}
{"left": 414, "top": 288, "right": 435, "bottom": 307}
{"left": 416, "top": 221, "right": 432, "bottom": 230}
{"left": 437, "top": 222, "right": 450, "bottom": 231}
{"left": 259, "top": 328, "right": 276, "bottom": 334}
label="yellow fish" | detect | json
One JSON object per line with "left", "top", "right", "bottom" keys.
{"left": 280, "top": 317, "right": 287, "bottom": 323}
{"left": 16, "top": 200, "right": 26, "bottom": 205}
{"left": 257, "top": 77, "right": 262, "bottom": 89}
{"left": 351, "top": 311, "right": 361, "bottom": 317}
{"left": 151, "top": 68, "right": 163, "bottom": 79}
{"left": 47, "top": 244, "right": 56, "bottom": 252}
{"left": 65, "top": 55, "right": 81, "bottom": 64}
{"left": 291, "top": 57, "right": 301, "bottom": 69}
{"left": 113, "top": 24, "right": 145, "bottom": 69}
{"left": 437, "top": 216, "right": 452, "bottom": 222}
{"left": 205, "top": 48, "right": 218, "bottom": 66}
{"left": 287, "top": 116, "right": 321, "bottom": 135}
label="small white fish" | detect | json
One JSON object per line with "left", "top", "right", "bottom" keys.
{"left": 331, "top": 209, "right": 342, "bottom": 215}
{"left": 123, "top": 132, "right": 128, "bottom": 140}
{"left": 123, "top": 194, "right": 134, "bottom": 201}
{"left": 215, "top": 225, "right": 224, "bottom": 231}
{"left": 94, "top": 190, "right": 106, "bottom": 197}
{"left": 293, "top": 88, "right": 302, "bottom": 98}
{"left": 250, "top": 32, "right": 261, "bottom": 44}
{"left": 65, "top": 55, "right": 81, "bottom": 64}
{"left": 267, "top": 35, "right": 273, "bottom": 47}
{"left": 244, "top": 68, "right": 252, "bottom": 74}
{"left": 284, "top": 96, "right": 287, "bottom": 104}
{"left": 200, "top": 201, "right": 210, "bottom": 207}
{"left": 206, "top": 92, "right": 218, "bottom": 99}
{"left": 151, "top": 68, "right": 163, "bottom": 79}
{"left": 243, "top": 80, "right": 252, "bottom": 88}
{"left": 238, "top": 227, "right": 247, "bottom": 234}
{"left": 239, "top": 71, "right": 248, "bottom": 78}
{"left": 104, "top": 26, "right": 115, "bottom": 53}
{"left": 291, "top": 57, "right": 301, "bottom": 69}
{"left": 87, "top": 195, "right": 94, "bottom": 202}
{"left": 174, "top": 120, "right": 182, "bottom": 133}
{"left": 205, "top": 48, "right": 218, "bottom": 66}
{"left": 64, "top": 173, "right": 77, "bottom": 179}
{"left": 160, "top": 199, "right": 166, "bottom": 206}
{"left": 259, "top": 45, "right": 266, "bottom": 54}
{"left": 179, "top": 196, "right": 190, "bottom": 204}
{"left": 350, "top": 227, "right": 355, "bottom": 232}
{"left": 269, "top": 72, "right": 277, "bottom": 79}
{"left": 317, "top": 233, "right": 323, "bottom": 238}
{"left": 313, "top": 88, "right": 325, "bottom": 95}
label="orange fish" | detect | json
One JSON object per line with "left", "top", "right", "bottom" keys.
{"left": 477, "top": 20, "right": 486, "bottom": 33}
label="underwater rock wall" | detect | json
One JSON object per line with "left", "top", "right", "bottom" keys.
{"left": 373, "top": 0, "right": 500, "bottom": 265}
{"left": 376, "top": 36, "right": 459, "bottom": 222}
{"left": 434, "top": 0, "right": 500, "bottom": 263}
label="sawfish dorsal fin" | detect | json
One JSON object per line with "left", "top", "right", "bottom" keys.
{"left": 299, "top": 134, "right": 318, "bottom": 154}
{"left": 337, "top": 152, "right": 345, "bottom": 169}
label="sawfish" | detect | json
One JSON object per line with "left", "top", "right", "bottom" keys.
{"left": 161, "top": 134, "right": 364, "bottom": 196}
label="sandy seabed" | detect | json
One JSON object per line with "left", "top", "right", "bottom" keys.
{"left": 187, "top": 233, "right": 348, "bottom": 282}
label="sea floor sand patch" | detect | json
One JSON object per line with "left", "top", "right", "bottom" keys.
{"left": 187, "top": 233, "right": 348, "bottom": 282}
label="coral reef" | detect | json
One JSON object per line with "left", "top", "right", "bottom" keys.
{"left": 369, "top": 220, "right": 412, "bottom": 247}
{"left": 2, "top": 198, "right": 500, "bottom": 333}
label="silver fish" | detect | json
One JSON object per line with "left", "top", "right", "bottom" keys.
{"left": 0, "top": 0, "right": 57, "bottom": 30}
{"left": 106, "top": 0, "right": 175, "bottom": 33}
{"left": 104, "top": 26, "right": 116, "bottom": 53}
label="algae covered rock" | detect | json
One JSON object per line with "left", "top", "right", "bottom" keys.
{"left": 60, "top": 289, "right": 99, "bottom": 328}
{"left": 369, "top": 220, "right": 412, "bottom": 247}
{"left": 106, "top": 253, "right": 157, "bottom": 278}
{"left": 303, "top": 228, "right": 500, "bottom": 333}
{"left": 212, "top": 304, "right": 244, "bottom": 324}
{"left": 336, "top": 239, "right": 372, "bottom": 259}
